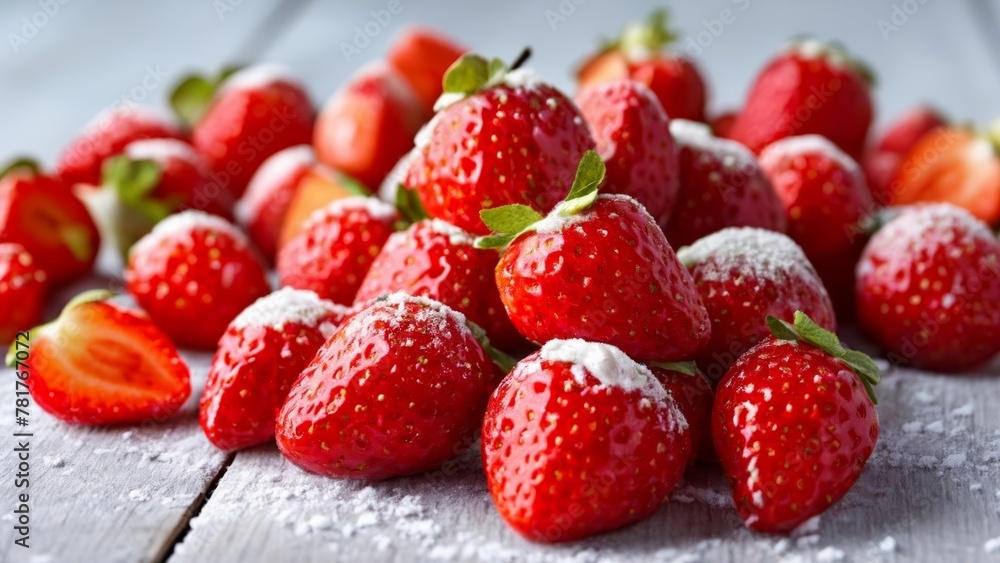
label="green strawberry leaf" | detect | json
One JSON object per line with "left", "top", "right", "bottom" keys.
{"left": 559, "top": 150, "right": 606, "bottom": 216}
{"left": 443, "top": 54, "right": 491, "bottom": 95}
{"left": 339, "top": 172, "right": 371, "bottom": 197}
{"left": 169, "top": 65, "right": 244, "bottom": 128}
{"left": 0, "top": 157, "right": 40, "bottom": 180}
{"left": 480, "top": 204, "right": 543, "bottom": 235}
{"left": 766, "top": 312, "right": 881, "bottom": 404}
{"left": 618, "top": 9, "right": 678, "bottom": 56}
{"left": 395, "top": 184, "right": 429, "bottom": 225}
{"left": 473, "top": 233, "right": 518, "bottom": 250}
{"left": 648, "top": 360, "right": 699, "bottom": 377}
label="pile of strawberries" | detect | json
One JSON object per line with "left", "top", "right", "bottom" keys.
{"left": 3, "top": 10, "right": 999, "bottom": 543}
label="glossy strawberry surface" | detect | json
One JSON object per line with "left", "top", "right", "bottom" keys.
{"left": 0, "top": 243, "right": 45, "bottom": 343}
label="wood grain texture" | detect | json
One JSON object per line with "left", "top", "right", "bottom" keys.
{"left": 165, "top": 361, "right": 1000, "bottom": 563}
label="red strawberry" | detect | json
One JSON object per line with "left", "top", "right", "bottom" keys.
{"left": 710, "top": 110, "right": 738, "bottom": 138}
{"left": 856, "top": 204, "right": 1000, "bottom": 371}
{"left": 862, "top": 106, "right": 946, "bottom": 206}
{"left": 314, "top": 63, "right": 426, "bottom": 190}
{"left": 713, "top": 312, "right": 880, "bottom": 533}
{"left": 890, "top": 126, "right": 1000, "bottom": 225}
{"left": 577, "top": 10, "right": 708, "bottom": 122}
{"left": 0, "top": 243, "right": 46, "bottom": 343}
{"left": 759, "top": 135, "right": 874, "bottom": 314}
{"left": 8, "top": 290, "right": 191, "bottom": 425}
{"left": 0, "top": 166, "right": 100, "bottom": 285}
{"left": 664, "top": 119, "right": 787, "bottom": 248}
{"left": 55, "top": 106, "right": 184, "bottom": 187}
{"left": 200, "top": 287, "right": 348, "bottom": 451}
{"left": 404, "top": 51, "right": 595, "bottom": 235}
{"left": 180, "top": 65, "right": 314, "bottom": 199}
{"left": 677, "top": 227, "right": 836, "bottom": 382}
{"left": 355, "top": 218, "right": 522, "bottom": 349}
{"left": 122, "top": 138, "right": 235, "bottom": 218}
{"left": 648, "top": 363, "right": 714, "bottom": 463}
{"left": 125, "top": 211, "right": 270, "bottom": 349}
{"left": 482, "top": 339, "right": 691, "bottom": 542}
{"left": 574, "top": 79, "right": 680, "bottom": 229}
{"left": 235, "top": 145, "right": 315, "bottom": 261}
{"left": 277, "top": 197, "right": 398, "bottom": 305}
{"left": 728, "top": 39, "right": 874, "bottom": 160}
{"left": 479, "top": 152, "right": 710, "bottom": 362}
{"left": 386, "top": 25, "right": 467, "bottom": 116}
{"left": 275, "top": 293, "right": 496, "bottom": 478}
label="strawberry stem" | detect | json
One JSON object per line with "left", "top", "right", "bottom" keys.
{"left": 509, "top": 47, "right": 532, "bottom": 71}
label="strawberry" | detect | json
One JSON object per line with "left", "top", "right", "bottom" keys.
{"left": 478, "top": 151, "right": 710, "bottom": 362}
{"left": 176, "top": 65, "right": 315, "bottom": 199}
{"left": 862, "top": 106, "right": 946, "bottom": 206}
{"left": 313, "top": 63, "right": 426, "bottom": 190}
{"left": 404, "top": 51, "right": 595, "bottom": 235}
{"left": 278, "top": 163, "right": 369, "bottom": 248}
{"left": 0, "top": 165, "right": 100, "bottom": 285}
{"left": 676, "top": 227, "right": 836, "bottom": 382}
{"left": 54, "top": 106, "right": 184, "bottom": 187}
{"left": 889, "top": 126, "right": 1000, "bottom": 225}
{"left": 81, "top": 138, "right": 236, "bottom": 258}
{"left": 277, "top": 197, "right": 398, "bottom": 305}
{"left": 727, "top": 38, "right": 874, "bottom": 160}
{"left": 856, "top": 204, "right": 1000, "bottom": 371}
{"left": 664, "top": 120, "right": 787, "bottom": 248}
{"left": 577, "top": 10, "right": 707, "bottom": 122}
{"left": 710, "top": 110, "right": 738, "bottom": 138}
{"left": 482, "top": 339, "right": 691, "bottom": 542}
{"left": 200, "top": 287, "right": 348, "bottom": 451}
{"left": 713, "top": 312, "right": 880, "bottom": 533}
{"left": 0, "top": 243, "right": 46, "bottom": 343}
{"left": 125, "top": 211, "right": 270, "bottom": 349}
{"left": 574, "top": 79, "right": 680, "bottom": 229}
{"left": 759, "top": 135, "right": 874, "bottom": 314}
{"left": 275, "top": 293, "right": 497, "bottom": 479}
{"left": 386, "top": 25, "right": 467, "bottom": 116}
{"left": 235, "top": 145, "right": 315, "bottom": 261}
{"left": 648, "top": 363, "right": 714, "bottom": 463}
{"left": 8, "top": 290, "right": 191, "bottom": 425}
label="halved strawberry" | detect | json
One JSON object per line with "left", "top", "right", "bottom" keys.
{"left": 891, "top": 126, "right": 1000, "bottom": 225}
{"left": 8, "top": 290, "right": 191, "bottom": 425}
{"left": 278, "top": 163, "right": 368, "bottom": 248}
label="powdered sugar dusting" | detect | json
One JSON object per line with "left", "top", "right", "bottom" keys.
{"left": 230, "top": 287, "right": 346, "bottom": 334}
{"left": 130, "top": 210, "right": 248, "bottom": 258}
{"left": 670, "top": 119, "right": 758, "bottom": 171}
{"left": 677, "top": 227, "right": 821, "bottom": 287}
{"left": 83, "top": 104, "right": 173, "bottom": 132}
{"left": 540, "top": 339, "right": 670, "bottom": 405}
{"left": 759, "top": 134, "right": 860, "bottom": 174}
{"left": 124, "top": 138, "right": 199, "bottom": 164}
{"left": 785, "top": 37, "right": 851, "bottom": 67}
{"left": 236, "top": 145, "right": 314, "bottom": 226}
{"left": 220, "top": 63, "right": 302, "bottom": 94}
{"left": 378, "top": 147, "right": 420, "bottom": 203}
{"left": 302, "top": 197, "right": 398, "bottom": 230}
{"left": 426, "top": 219, "right": 474, "bottom": 246}
{"left": 377, "top": 291, "right": 468, "bottom": 328}
{"left": 533, "top": 194, "right": 651, "bottom": 235}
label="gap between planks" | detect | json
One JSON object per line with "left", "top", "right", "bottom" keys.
{"left": 154, "top": 452, "right": 237, "bottom": 563}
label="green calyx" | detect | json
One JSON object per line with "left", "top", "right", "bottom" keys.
{"left": 648, "top": 360, "right": 699, "bottom": 377}
{"left": 395, "top": 183, "right": 429, "bottom": 226}
{"left": 5, "top": 289, "right": 114, "bottom": 367}
{"left": 464, "top": 320, "right": 518, "bottom": 374}
{"left": 437, "top": 48, "right": 532, "bottom": 110}
{"left": 169, "top": 65, "right": 243, "bottom": 128}
{"left": 606, "top": 9, "right": 677, "bottom": 56}
{"left": 474, "top": 150, "right": 606, "bottom": 250}
{"left": 0, "top": 157, "right": 40, "bottom": 181}
{"left": 767, "top": 311, "right": 881, "bottom": 404}
{"left": 102, "top": 155, "right": 174, "bottom": 224}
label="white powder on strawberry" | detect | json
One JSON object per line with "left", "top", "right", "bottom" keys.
{"left": 230, "top": 287, "right": 345, "bottom": 333}
{"left": 534, "top": 194, "right": 650, "bottom": 235}
{"left": 426, "top": 219, "right": 474, "bottom": 246}
{"left": 669, "top": 119, "right": 758, "bottom": 172}
{"left": 759, "top": 134, "right": 860, "bottom": 174}
{"left": 676, "top": 227, "right": 821, "bottom": 290}
{"left": 785, "top": 38, "right": 851, "bottom": 67}
{"left": 302, "top": 197, "right": 398, "bottom": 230}
{"left": 124, "top": 138, "right": 199, "bottom": 164}
{"left": 378, "top": 147, "right": 420, "bottom": 203}
{"left": 499, "top": 68, "right": 541, "bottom": 89}
{"left": 377, "top": 291, "right": 469, "bottom": 328}
{"left": 131, "top": 210, "right": 248, "bottom": 257}
{"left": 83, "top": 104, "right": 173, "bottom": 132}
{"left": 236, "top": 145, "right": 314, "bottom": 226}
{"left": 539, "top": 339, "right": 672, "bottom": 406}
{"left": 220, "top": 63, "right": 301, "bottom": 93}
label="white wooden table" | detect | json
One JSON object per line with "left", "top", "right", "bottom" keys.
{"left": 2, "top": 1, "right": 1000, "bottom": 561}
